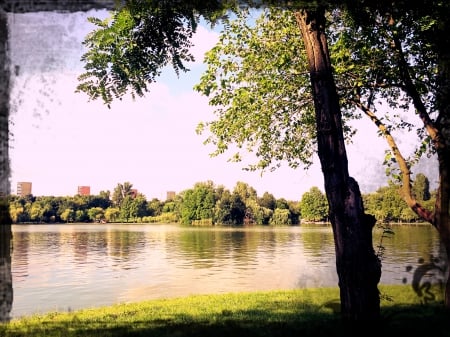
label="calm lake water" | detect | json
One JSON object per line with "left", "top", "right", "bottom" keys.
{"left": 9, "top": 223, "right": 447, "bottom": 319}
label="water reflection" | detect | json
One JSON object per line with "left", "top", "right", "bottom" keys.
{"left": 0, "top": 224, "right": 13, "bottom": 322}
{"left": 9, "top": 223, "right": 445, "bottom": 319}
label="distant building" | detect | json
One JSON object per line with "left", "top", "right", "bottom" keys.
{"left": 166, "top": 191, "right": 176, "bottom": 200}
{"left": 130, "top": 189, "right": 138, "bottom": 199}
{"left": 17, "top": 182, "right": 32, "bottom": 197}
{"left": 77, "top": 186, "right": 91, "bottom": 196}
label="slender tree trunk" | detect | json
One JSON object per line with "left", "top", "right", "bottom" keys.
{"left": 434, "top": 41, "right": 450, "bottom": 307}
{"left": 0, "top": 224, "right": 12, "bottom": 323}
{"left": 0, "top": 8, "right": 13, "bottom": 323}
{"left": 295, "top": 8, "right": 381, "bottom": 323}
{"left": 0, "top": 8, "right": 9, "bottom": 201}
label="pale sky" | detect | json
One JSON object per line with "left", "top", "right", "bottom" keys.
{"left": 7, "top": 10, "right": 437, "bottom": 201}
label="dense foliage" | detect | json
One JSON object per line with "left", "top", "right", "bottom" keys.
{"left": 9, "top": 174, "right": 434, "bottom": 225}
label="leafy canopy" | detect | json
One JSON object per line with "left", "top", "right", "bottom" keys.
{"left": 76, "top": 1, "right": 440, "bottom": 178}
{"left": 76, "top": 1, "right": 236, "bottom": 106}
{"left": 195, "top": 9, "right": 316, "bottom": 172}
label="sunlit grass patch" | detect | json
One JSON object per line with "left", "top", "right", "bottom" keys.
{"left": 1, "top": 286, "right": 448, "bottom": 337}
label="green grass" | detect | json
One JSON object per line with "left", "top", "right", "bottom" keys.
{"left": 1, "top": 285, "right": 448, "bottom": 337}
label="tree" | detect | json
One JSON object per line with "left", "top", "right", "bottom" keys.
{"left": 195, "top": 6, "right": 382, "bottom": 321}
{"left": 412, "top": 173, "right": 431, "bottom": 202}
{"left": 75, "top": 0, "right": 236, "bottom": 106}
{"left": 180, "top": 181, "right": 217, "bottom": 225}
{"left": 300, "top": 187, "right": 328, "bottom": 222}
{"left": 76, "top": 1, "right": 382, "bottom": 322}
{"left": 75, "top": 209, "right": 88, "bottom": 222}
{"left": 258, "top": 192, "right": 276, "bottom": 210}
{"left": 270, "top": 208, "right": 291, "bottom": 225}
{"left": 112, "top": 182, "right": 134, "bottom": 208}
{"left": 87, "top": 207, "right": 105, "bottom": 222}
{"left": 76, "top": 0, "right": 450, "bottom": 322}
{"left": 104, "top": 207, "right": 120, "bottom": 223}
{"left": 29, "top": 203, "right": 45, "bottom": 223}
{"left": 229, "top": 192, "right": 246, "bottom": 224}
{"left": 214, "top": 188, "right": 233, "bottom": 224}
{"left": 376, "top": 185, "right": 408, "bottom": 222}
{"left": 147, "top": 198, "right": 163, "bottom": 216}
{"left": 335, "top": 2, "right": 450, "bottom": 305}
{"left": 120, "top": 195, "right": 134, "bottom": 222}
{"left": 246, "top": 199, "right": 273, "bottom": 225}
{"left": 130, "top": 195, "right": 148, "bottom": 221}
{"left": 287, "top": 200, "right": 301, "bottom": 225}
{"left": 60, "top": 208, "right": 75, "bottom": 223}
{"left": 232, "top": 181, "right": 257, "bottom": 204}
{"left": 87, "top": 194, "right": 112, "bottom": 209}
{"left": 99, "top": 190, "right": 111, "bottom": 201}
{"left": 275, "top": 197, "right": 289, "bottom": 210}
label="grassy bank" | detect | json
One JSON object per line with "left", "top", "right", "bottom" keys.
{"left": 1, "top": 285, "right": 448, "bottom": 337}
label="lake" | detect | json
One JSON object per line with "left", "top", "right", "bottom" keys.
{"left": 7, "top": 223, "right": 447, "bottom": 319}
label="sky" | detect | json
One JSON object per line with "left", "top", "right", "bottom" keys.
{"left": 6, "top": 9, "right": 438, "bottom": 201}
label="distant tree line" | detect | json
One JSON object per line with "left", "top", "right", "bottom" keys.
{"left": 8, "top": 174, "right": 434, "bottom": 225}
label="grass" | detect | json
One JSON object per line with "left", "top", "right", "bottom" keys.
{"left": 1, "top": 285, "right": 449, "bottom": 337}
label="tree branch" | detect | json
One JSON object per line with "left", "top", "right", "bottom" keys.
{"left": 387, "top": 14, "right": 442, "bottom": 150}
{"left": 351, "top": 95, "right": 435, "bottom": 224}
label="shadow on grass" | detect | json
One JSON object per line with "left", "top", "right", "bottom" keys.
{"left": 1, "top": 301, "right": 449, "bottom": 337}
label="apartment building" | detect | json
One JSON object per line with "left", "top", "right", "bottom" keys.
{"left": 17, "top": 182, "right": 32, "bottom": 197}
{"left": 77, "top": 186, "right": 91, "bottom": 196}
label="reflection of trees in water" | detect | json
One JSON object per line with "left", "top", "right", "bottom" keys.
{"left": 169, "top": 230, "right": 243, "bottom": 268}
{"left": 301, "top": 227, "right": 334, "bottom": 257}
{"left": 374, "top": 225, "right": 439, "bottom": 259}
{"left": 107, "top": 230, "right": 146, "bottom": 261}
{"left": 10, "top": 228, "right": 147, "bottom": 273}
{"left": 71, "top": 232, "right": 108, "bottom": 264}
{"left": 11, "top": 231, "right": 28, "bottom": 281}
{"left": 168, "top": 228, "right": 300, "bottom": 268}
{"left": 0, "top": 224, "right": 13, "bottom": 322}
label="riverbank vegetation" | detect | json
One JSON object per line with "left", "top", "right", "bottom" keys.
{"left": 0, "top": 285, "right": 447, "bottom": 337}
{"left": 9, "top": 174, "right": 434, "bottom": 226}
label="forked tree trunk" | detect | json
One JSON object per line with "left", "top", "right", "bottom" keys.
{"left": 295, "top": 8, "right": 382, "bottom": 323}
{"left": 388, "top": 12, "right": 450, "bottom": 306}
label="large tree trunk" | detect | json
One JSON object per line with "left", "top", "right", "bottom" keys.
{"left": 295, "top": 8, "right": 381, "bottom": 323}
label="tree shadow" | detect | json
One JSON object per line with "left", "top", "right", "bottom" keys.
{"left": 1, "top": 297, "right": 449, "bottom": 337}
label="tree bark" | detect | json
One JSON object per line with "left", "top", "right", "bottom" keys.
{"left": 388, "top": 10, "right": 450, "bottom": 307}
{"left": 434, "top": 39, "right": 450, "bottom": 307}
{"left": 295, "top": 8, "right": 381, "bottom": 323}
{"left": 0, "top": 8, "right": 12, "bottom": 323}
{"left": 0, "top": 8, "right": 9, "bottom": 201}
{"left": 0, "top": 223, "right": 12, "bottom": 323}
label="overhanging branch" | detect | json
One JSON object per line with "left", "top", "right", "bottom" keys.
{"left": 352, "top": 95, "right": 435, "bottom": 224}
